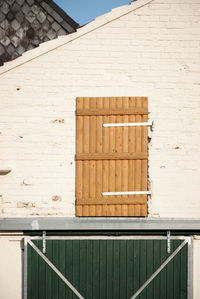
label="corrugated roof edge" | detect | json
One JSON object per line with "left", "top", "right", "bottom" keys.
{"left": 0, "top": 0, "right": 154, "bottom": 75}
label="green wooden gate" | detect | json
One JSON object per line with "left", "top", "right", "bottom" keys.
{"left": 24, "top": 237, "right": 190, "bottom": 299}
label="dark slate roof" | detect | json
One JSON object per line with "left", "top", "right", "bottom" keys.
{"left": 0, "top": 0, "right": 79, "bottom": 65}
{"left": 35, "top": 0, "right": 79, "bottom": 32}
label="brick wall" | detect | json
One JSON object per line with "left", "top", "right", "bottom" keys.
{"left": 0, "top": 0, "right": 200, "bottom": 217}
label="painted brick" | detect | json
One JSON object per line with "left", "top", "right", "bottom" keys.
{"left": 0, "top": 0, "right": 200, "bottom": 218}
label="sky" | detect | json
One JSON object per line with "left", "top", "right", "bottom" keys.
{"left": 54, "top": 0, "right": 132, "bottom": 26}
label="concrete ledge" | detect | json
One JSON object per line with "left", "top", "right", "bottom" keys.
{"left": 1, "top": 217, "right": 200, "bottom": 231}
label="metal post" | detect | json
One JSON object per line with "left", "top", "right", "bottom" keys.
{"left": 23, "top": 237, "right": 28, "bottom": 299}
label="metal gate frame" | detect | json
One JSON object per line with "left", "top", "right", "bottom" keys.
{"left": 23, "top": 235, "right": 193, "bottom": 299}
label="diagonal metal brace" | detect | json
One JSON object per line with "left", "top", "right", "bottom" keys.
{"left": 28, "top": 240, "right": 84, "bottom": 299}
{"left": 130, "top": 239, "right": 188, "bottom": 299}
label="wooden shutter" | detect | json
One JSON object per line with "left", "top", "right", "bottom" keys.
{"left": 76, "top": 97, "right": 148, "bottom": 217}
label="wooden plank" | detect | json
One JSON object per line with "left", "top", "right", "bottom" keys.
{"left": 128, "top": 160, "right": 135, "bottom": 216}
{"left": 96, "top": 98, "right": 103, "bottom": 153}
{"left": 76, "top": 198, "right": 146, "bottom": 205}
{"left": 76, "top": 97, "right": 83, "bottom": 110}
{"left": 116, "top": 117, "right": 122, "bottom": 154}
{"left": 76, "top": 117, "right": 83, "bottom": 153}
{"left": 115, "top": 101, "right": 122, "bottom": 215}
{"left": 83, "top": 118, "right": 89, "bottom": 154}
{"left": 96, "top": 160, "right": 103, "bottom": 216}
{"left": 82, "top": 161, "right": 89, "bottom": 216}
{"left": 108, "top": 98, "right": 117, "bottom": 215}
{"left": 76, "top": 107, "right": 148, "bottom": 116}
{"left": 75, "top": 208, "right": 147, "bottom": 217}
{"left": 109, "top": 115, "right": 116, "bottom": 154}
{"left": 82, "top": 98, "right": 90, "bottom": 216}
{"left": 102, "top": 160, "right": 109, "bottom": 194}
{"left": 100, "top": 100, "right": 110, "bottom": 216}
{"left": 76, "top": 161, "right": 82, "bottom": 199}
{"left": 96, "top": 98, "right": 104, "bottom": 216}
{"left": 75, "top": 162, "right": 83, "bottom": 216}
{"left": 122, "top": 101, "right": 129, "bottom": 154}
{"left": 141, "top": 204, "right": 147, "bottom": 216}
{"left": 128, "top": 98, "right": 136, "bottom": 216}
{"left": 89, "top": 99, "right": 97, "bottom": 216}
{"left": 135, "top": 99, "right": 142, "bottom": 216}
{"left": 89, "top": 161, "right": 96, "bottom": 215}
{"left": 135, "top": 98, "right": 142, "bottom": 154}
{"left": 121, "top": 98, "right": 129, "bottom": 215}
{"left": 122, "top": 160, "right": 128, "bottom": 216}
{"left": 76, "top": 97, "right": 148, "bottom": 105}
{"left": 128, "top": 100, "right": 136, "bottom": 153}
{"left": 109, "top": 130, "right": 116, "bottom": 211}
{"left": 76, "top": 153, "right": 147, "bottom": 161}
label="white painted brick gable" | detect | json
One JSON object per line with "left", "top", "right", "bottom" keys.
{"left": 0, "top": 0, "right": 200, "bottom": 217}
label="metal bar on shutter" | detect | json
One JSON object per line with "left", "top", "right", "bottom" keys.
{"left": 102, "top": 191, "right": 151, "bottom": 196}
{"left": 103, "top": 122, "right": 152, "bottom": 127}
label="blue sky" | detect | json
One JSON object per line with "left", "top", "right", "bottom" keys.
{"left": 54, "top": 0, "right": 131, "bottom": 25}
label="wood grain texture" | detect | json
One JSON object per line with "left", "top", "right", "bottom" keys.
{"left": 76, "top": 153, "right": 147, "bottom": 160}
{"left": 76, "top": 108, "right": 148, "bottom": 116}
{"left": 76, "top": 97, "right": 148, "bottom": 217}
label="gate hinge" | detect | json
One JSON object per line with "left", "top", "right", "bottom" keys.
{"left": 167, "top": 230, "right": 171, "bottom": 254}
{"left": 42, "top": 231, "right": 46, "bottom": 254}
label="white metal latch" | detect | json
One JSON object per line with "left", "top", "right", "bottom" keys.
{"left": 102, "top": 191, "right": 151, "bottom": 196}
{"left": 103, "top": 122, "right": 152, "bottom": 127}
{"left": 42, "top": 231, "right": 46, "bottom": 254}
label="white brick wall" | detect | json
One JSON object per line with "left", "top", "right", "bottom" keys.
{"left": 0, "top": 0, "right": 200, "bottom": 217}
